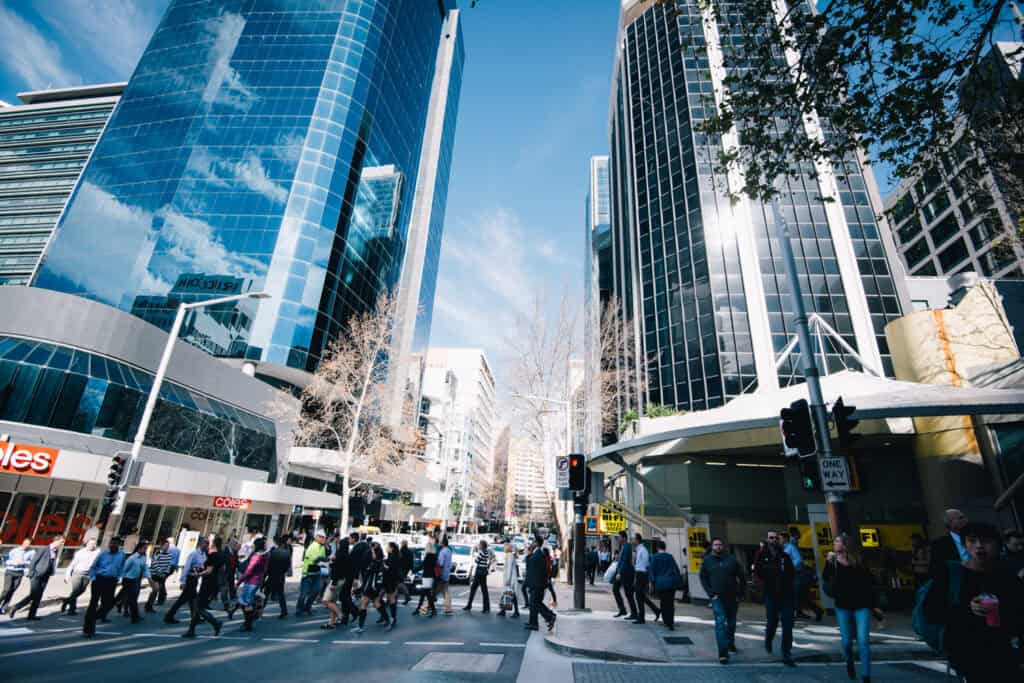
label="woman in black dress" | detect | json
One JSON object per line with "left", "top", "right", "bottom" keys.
{"left": 351, "top": 543, "right": 385, "bottom": 634}
{"left": 382, "top": 542, "right": 402, "bottom": 630}
{"left": 414, "top": 541, "right": 438, "bottom": 617}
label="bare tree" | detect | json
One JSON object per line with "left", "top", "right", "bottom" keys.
{"left": 276, "top": 294, "right": 406, "bottom": 535}
{"left": 594, "top": 295, "right": 647, "bottom": 441}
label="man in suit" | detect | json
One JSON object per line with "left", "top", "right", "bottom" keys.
{"left": 612, "top": 529, "right": 637, "bottom": 619}
{"left": 9, "top": 534, "right": 64, "bottom": 621}
{"left": 524, "top": 537, "right": 556, "bottom": 631}
{"left": 929, "top": 508, "right": 968, "bottom": 578}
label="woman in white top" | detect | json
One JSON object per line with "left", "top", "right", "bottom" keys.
{"left": 497, "top": 542, "right": 520, "bottom": 618}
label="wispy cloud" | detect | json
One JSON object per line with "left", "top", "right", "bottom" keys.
{"left": 0, "top": 4, "right": 82, "bottom": 90}
{"left": 36, "top": 0, "right": 167, "bottom": 79}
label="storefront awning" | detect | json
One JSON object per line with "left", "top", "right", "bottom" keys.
{"left": 589, "top": 370, "right": 1024, "bottom": 476}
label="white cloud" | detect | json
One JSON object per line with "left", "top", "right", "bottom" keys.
{"left": 0, "top": 5, "right": 82, "bottom": 90}
{"left": 36, "top": 0, "right": 167, "bottom": 79}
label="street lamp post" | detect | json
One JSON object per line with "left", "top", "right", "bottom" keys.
{"left": 103, "top": 291, "right": 270, "bottom": 538}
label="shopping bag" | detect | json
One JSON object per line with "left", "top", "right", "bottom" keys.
{"left": 603, "top": 563, "right": 617, "bottom": 584}
{"left": 499, "top": 589, "right": 514, "bottom": 611}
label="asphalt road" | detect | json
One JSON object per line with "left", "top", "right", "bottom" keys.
{"left": 0, "top": 577, "right": 531, "bottom": 683}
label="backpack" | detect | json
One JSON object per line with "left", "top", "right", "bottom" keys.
{"left": 911, "top": 560, "right": 962, "bottom": 653}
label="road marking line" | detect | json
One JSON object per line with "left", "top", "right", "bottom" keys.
{"left": 404, "top": 640, "right": 464, "bottom": 646}
{"left": 263, "top": 637, "right": 318, "bottom": 643}
{"left": 479, "top": 642, "right": 526, "bottom": 647}
{"left": 332, "top": 640, "right": 391, "bottom": 645}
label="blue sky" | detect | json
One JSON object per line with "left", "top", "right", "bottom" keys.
{"left": 0, "top": 0, "right": 620, "bottom": 386}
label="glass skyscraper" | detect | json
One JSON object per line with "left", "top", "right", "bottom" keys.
{"left": 583, "top": 155, "right": 613, "bottom": 449}
{"left": 33, "top": 0, "right": 463, "bottom": 375}
{"left": 608, "top": 0, "right": 908, "bottom": 413}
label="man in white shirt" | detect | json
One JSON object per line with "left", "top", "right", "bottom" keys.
{"left": 61, "top": 539, "right": 100, "bottom": 615}
{"left": 631, "top": 533, "right": 661, "bottom": 625}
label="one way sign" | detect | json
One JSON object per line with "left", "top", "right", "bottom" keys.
{"left": 818, "top": 456, "right": 852, "bottom": 493}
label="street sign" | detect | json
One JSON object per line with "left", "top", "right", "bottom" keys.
{"left": 687, "top": 526, "right": 709, "bottom": 573}
{"left": 818, "top": 456, "right": 852, "bottom": 492}
{"left": 584, "top": 516, "right": 598, "bottom": 535}
{"left": 556, "top": 455, "right": 569, "bottom": 488}
{"left": 598, "top": 502, "right": 626, "bottom": 533}
{"left": 859, "top": 527, "right": 880, "bottom": 548}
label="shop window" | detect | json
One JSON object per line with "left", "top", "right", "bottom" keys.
{"left": 24, "top": 368, "right": 66, "bottom": 426}
{"left": 66, "top": 498, "right": 99, "bottom": 546}
{"left": 49, "top": 372, "right": 87, "bottom": 429}
{"left": 118, "top": 503, "right": 143, "bottom": 538}
{"left": 139, "top": 504, "right": 161, "bottom": 543}
{"left": 71, "top": 377, "right": 107, "bottom": 434}
{"left": 0, "top": 491, "right": 11, "bottom": 532}
{"left": 1, "top": 492, "right": 44, "bottom": 544}
{"left": 0, "top": 363, "right": 39, "bottom": 422}
{"left": 156, "top": 506, "right": 183, "bottom": 543}
{"left": 35, "top": 495, "right": 75, "bottom": 544}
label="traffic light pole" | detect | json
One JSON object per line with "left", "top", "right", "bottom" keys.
{"left": 772, "top": 198, "right": 851, "bottom": 537}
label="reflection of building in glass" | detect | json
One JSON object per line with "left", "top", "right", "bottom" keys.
{"left": 33, "top": 1, "right": 464, "bottom": 379}
{"left": 607, "top": 1, "right": 908, "bottom": 414}
{"left": 131, "top": 273, "right": 253, "bottom": 356}
{"left": 583, "top": 155, "right": 612, "bottom": 450}
{"left": 0, "top": 84, "right": 122, "bottom": 286}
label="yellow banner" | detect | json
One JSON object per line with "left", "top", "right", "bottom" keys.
{"left": 688, "top": 526, "right": 709, "bottom": 573}
{"left": 599, "top": 503, "right": 626, "bottom": 534}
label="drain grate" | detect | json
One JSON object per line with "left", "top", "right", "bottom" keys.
{"left": 663, "top": 636, "right": 693, "bottom": 645}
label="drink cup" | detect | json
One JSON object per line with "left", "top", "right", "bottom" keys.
{"left": 979, "top": 594, "right": 1000, "bottom": 627}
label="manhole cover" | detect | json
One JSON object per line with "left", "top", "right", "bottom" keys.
{"left": 412, "top": 653, "right": 504, "bottom": 673}
{"left": 663, "top": 636, "right": 693, "bottom": 645}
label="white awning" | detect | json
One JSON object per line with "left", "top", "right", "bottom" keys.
{"left": 589, "top": 370, "right": 1024, "bottom": 475}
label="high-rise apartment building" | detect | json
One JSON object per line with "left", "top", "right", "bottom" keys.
{"left": 884, "top": 42, "right": 1023, "bottom": 280}
{"left": 583, "top": 155, "right": 612, "bottom": 451}
{"left": 505, "top": 435, "right": 549, "bottom": 524}
{"left": 606, "top": 0, "right": 909, "bottom": 414}
{"left": 33, "top": 0, "right": 463, "bottom": 383}
{"left": 420, "top": 348, "right": 496, "bottom": 502}
{"left": 0, "top": 84, "right": 122, "bottom": 285}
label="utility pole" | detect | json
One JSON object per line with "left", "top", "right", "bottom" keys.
{"left": 772, "top": 198, "right": 851, "bottom": 536}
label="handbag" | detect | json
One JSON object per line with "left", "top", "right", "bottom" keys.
{"left": 499, "top": 589, "right": 514, "bottom": 611}
{"left": 421, "top": 576, "right": 434, "bottom": 591}
{"left": 603, "top": 563, "right": 617, "bottom": 584}
{"left": 434, "top": 564, "right": 442, "bottom": 578}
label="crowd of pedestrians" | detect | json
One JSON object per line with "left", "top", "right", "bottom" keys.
{"left": 610, "top": 530, "right": 684, "bottom": 630}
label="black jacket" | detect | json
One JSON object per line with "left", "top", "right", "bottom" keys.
{"left": 699, "top": 552, "right": 746, "bottom": 600}
{"left": 330, "top": 541, "right": 350, "bottom": 582}
{"left": 400, "top": 546, "right": 414, "bottom": 575}
{"left": 823, "top": 560, "right": 875, "bottom": 610}
{"left": 350, "top": 541, "right": 370, "bottom": 577}
{"left": 585, "top": 550, "right": 599, "bottom": 569}
{"left": 753, "top": 545, "right": 795, "bottom": 599}
{"left": 266, "top": 546, "right": 291, "bottom": 581}
{"left": 28, "top": 545, "right": 57, "bottom": 579}
{"left": 524, "top": 548, "right": 548, "bottom": 588}
{"left": 929, "top": 534, "right": 961, "bottom": 578}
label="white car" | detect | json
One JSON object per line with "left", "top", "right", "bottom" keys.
{"left": 493, "top": 547, "right": 506, "bottom": 568}
{"left": 450, "top": 544, "right": 473, "bottom": 582}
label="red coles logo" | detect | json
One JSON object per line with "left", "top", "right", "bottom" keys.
{"left": 0, "top": 436, "right": 59, "bottom": 478}
{"left": 212, "top": 497, "right": 251, "bottom": 510}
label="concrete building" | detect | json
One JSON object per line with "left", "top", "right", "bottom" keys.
{"left": 884, "top": 43, "right": 1023, "bottom": 281}
{"left": 0, "top": 84, "right": 122, "bottom": 285}
{"left": 420, "top": 348, "right": 497, "bottom": 506}
{"left": 506, "top": 435, "right": 549, "bottom": 526}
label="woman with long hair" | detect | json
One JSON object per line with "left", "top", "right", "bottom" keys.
{"left": 382, "top": 541, "right": 401, "bottom": 631}
{"left": 351, "top": 543, "right": 386, "bottom": 634}
{"left": 823, "top": 533, "right": 884, "bottom": 683}
{"left": 413, "top": 541, "right": 438, "bottom": 617}
{"left": 497, "top": 542, "right": 520, "bottom": 618}
{"left": 235, "top": 537, "right": 268, "bottom": 631}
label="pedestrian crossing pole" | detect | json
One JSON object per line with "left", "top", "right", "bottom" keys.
{"left": 772, "top": 198, "right": 852, "bottom": 538}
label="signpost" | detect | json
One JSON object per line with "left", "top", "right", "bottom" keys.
{"left": 555, "top": 455, "right": 569, "bottom": 489}
{"left": 819, "top": 456, "right": 853, "bottom": 492}
{"left": 584, "top": 516, "right": 598, "bottom": 536}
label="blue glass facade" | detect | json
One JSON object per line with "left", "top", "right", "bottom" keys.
{"left": 0, "top": 335, "right": 276, "bottom": 477}
{"left": 34, "top": 0, "right": 459, "bottom": 373}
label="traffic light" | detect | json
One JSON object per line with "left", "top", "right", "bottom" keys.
{"left": 568, "top": 453, "right": 586, "bottom": 491}
{"left": 833, "top": 397, "right": 860, "bottom": 450}
{"left": 798, "top": 457, "right": 820, "bottom": 491}
{"left": 780, "top": 399, "right": 816, "bottom": 456}
{"left": 107, "top": 453, "right": 128, "bottom": 488}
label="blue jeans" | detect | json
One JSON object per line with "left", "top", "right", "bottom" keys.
{"left": 836, "top": 607, "right": 871, "bottom": 678}
{"left": 711, "top": 596, "right": 738, "bottom": 656}
{"left": 296, "top": 574, "right": 322, "bottom": 614}
{"left": 763, "top": 593, "right": 794, "bottom": 658}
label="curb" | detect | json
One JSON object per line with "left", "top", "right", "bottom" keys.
{"left": 543, "top": 634, "right": 668, "bottom": 663}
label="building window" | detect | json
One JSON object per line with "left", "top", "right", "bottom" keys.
{"left": 937, "top": 238, "right": 970, "bottom": 272}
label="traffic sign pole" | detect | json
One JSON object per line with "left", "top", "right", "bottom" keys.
{"left": 772, "top": 198, "right": 852, "bottom": 537}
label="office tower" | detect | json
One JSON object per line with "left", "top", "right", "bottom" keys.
{"left": 33, "top": 0, "right": 463, "bottom": 378}
{"left": 607, "top": 0, "right": 908, "bottom": 413}
{"left": 506, "top": 436, "right": 549, "bottom": 524}
{"left": 885, "top": 42, "right": 1023, "bottom": 280}
{"left": 0, "top": 84, "right": 122, "bottom": 285}
{"left": 420, "top": 348, "right": 497, "bottom": 500}
{"left": 583, "top": 155, "right": 613, "bottom": 450}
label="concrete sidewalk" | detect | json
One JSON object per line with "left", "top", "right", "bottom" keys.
{"left": 543, "top": 580, "right": 939, "bottom": 665}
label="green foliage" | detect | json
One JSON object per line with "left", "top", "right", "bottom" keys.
{"left": 688, "top": 0, "right": 1021, "bottom": 202}
{"left": 620, "top": 403, "right": 683, "bottom": 433}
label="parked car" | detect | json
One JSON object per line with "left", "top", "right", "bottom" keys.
{"left": 450, "top": 544, "right": 473, "bottom": 582}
